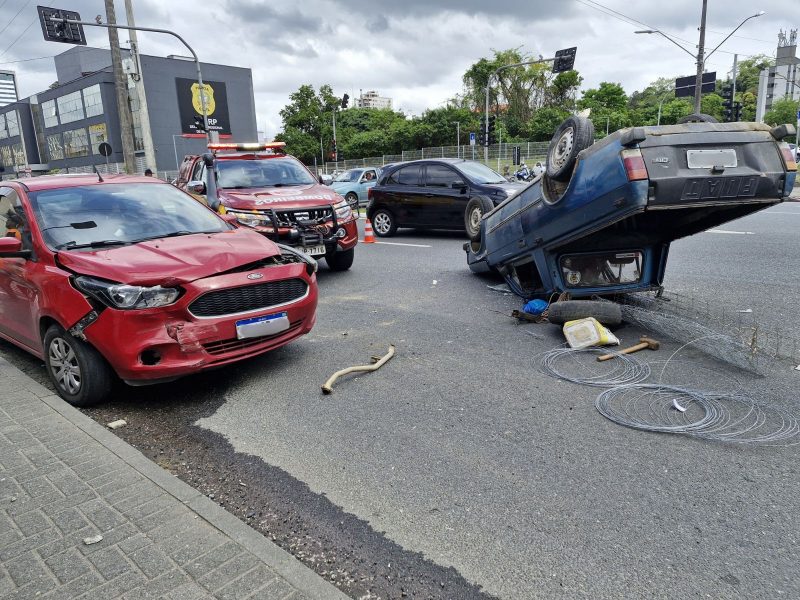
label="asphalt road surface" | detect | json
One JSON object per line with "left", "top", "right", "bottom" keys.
{"left": 2, "top": 203, "right": 799, "bottom": 599}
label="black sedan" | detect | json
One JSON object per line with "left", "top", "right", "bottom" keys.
{"left": 365, "top": 159, "right": 523, "bottom": 238}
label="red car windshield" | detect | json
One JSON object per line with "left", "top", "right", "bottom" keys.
{"left": 216, "top": 157, "right": 316, "bottom": 189}
{"left": 28, "top": 183, "right": 229, "bottom": 250}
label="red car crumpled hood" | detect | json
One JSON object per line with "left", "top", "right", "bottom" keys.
{"left": 57, "top": 228, "right": 280, "bottom": 286}
{"left": 219, "top": 183, "right": 342, "bottom": 211}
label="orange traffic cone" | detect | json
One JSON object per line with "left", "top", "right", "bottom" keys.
{"left": 363, "top": 219, "right": 375, "bottom": 243}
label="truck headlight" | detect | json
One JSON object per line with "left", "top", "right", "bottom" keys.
{"left": 333, "top": 199, "right": 352, "bottom": 221}
{"left": 75, "top": 276, "right": 181, "bottom": 309}
{"left": 228, "top": 210, "right": 272, "bottom": 228}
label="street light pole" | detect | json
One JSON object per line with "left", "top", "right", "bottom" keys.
{"left": 657, "top": 91, "right": 672, "bottom": 125}
{"left": 54, "top": 17, "right": 212, "bottom": 142}
{"left": 453, "top": 121, "right": 460, "bottom": 158}
{"left": 635, "top": 10, "right": 764, "bottom": 115}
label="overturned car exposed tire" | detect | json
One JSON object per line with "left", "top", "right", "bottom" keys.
{"left": 546, "top": 115, "right": 595, "bottom": 182}
{"left": 547, "top": 300, "right": 622, "bottom": 326}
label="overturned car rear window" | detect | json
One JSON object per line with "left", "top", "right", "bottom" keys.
{"left": 559, "top": 251, "right": 643, "bottom": 288}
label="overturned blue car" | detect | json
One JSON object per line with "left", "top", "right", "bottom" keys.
{"left": 465, "top": 115, "right": 797, "bottom": 299}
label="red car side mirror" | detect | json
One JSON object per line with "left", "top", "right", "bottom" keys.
{"left": 0, "top": 236, "right": 30, "bottom": 258}
{"left": 0, "top": 236, "right": 22, "bottom": 253}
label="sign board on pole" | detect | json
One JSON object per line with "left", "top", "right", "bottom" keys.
{"left": 553, "top": 47, "right": 577, "bottom": 73}
{"left": 675, "top": 72, "right": 716, "bottom": 98}
{"left": 175, "top": 78, "right": 231, "bottom": 136}
{"left": 37, "top": 6, "right": 87, "bottom": 45}
{"left": 796, "top": 109, "right": 800, "bottom": 123}
{"left": 469, "top": 132, "right": 476, "bottom": 146}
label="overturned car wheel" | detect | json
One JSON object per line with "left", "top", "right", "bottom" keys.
{"left": 546, "top": 115, "right": 595, "bottom": 182}
{"left": 464, "top": 195, "right": 494, "bottom": 242}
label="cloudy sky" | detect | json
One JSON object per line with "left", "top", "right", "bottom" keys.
{"left": 0, "top": 0, "right": 792, "bottom": 137}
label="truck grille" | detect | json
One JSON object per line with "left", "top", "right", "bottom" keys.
{"left": 188, "top": 279, "right": 308, "bottom": 317}
{"left": 277, "top": 207, "right": 332, "bottom": 224}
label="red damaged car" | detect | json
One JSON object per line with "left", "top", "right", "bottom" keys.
{"left": 176, "top": 142, "right": 358, "bottom": 271}
{"left": 0, "top": 174, "right": 318, "bottom": 406}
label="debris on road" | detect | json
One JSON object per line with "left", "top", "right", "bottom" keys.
{"left": 597, "top": 336, "right": 660, "bottom": 362}
{"left": 486, "top": 282, "right": 512, "bottom": 294}
{"left": 563, "top": 317, "right": 620, "bottom": 349}
{"left": 107, "top": 419, "right": 127, "bottom": 430}
{"left": 540, "top": 346, "right": 651, "bottom": 387}
{"left": 595, "top": 384, "right": 800, "bottom": 446}
{"left": 83, "top": 534, "right": 104, "bottom": 545}
{"left": 322, "top": 345, "right": 396, "bottom": 394}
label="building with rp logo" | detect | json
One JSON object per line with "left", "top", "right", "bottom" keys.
{"left": 0, "top": 46, "right": 256, "bottom": 179}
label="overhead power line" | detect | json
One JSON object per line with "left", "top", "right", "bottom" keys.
{"left": 0, "top": 0, "right": 33, "bottom": 37}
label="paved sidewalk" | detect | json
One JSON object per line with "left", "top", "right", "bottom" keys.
{"left": 0, "top": 358, "right": 349, "bottom": 600}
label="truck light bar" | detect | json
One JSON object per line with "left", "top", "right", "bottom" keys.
{"left": 207, "top": 142, "right": 286, "bottom": 152}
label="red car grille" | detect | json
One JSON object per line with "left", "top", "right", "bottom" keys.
{"left": 188, "top": 279, "right": 308, "bottom": 317}
{"left": 203, "top": 320, "right": 303, "bottom": 356}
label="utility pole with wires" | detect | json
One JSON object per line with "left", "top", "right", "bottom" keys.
{"left": 124, "top": 0, "right": 155, "bottom": 174}
{"left": 105, "top": 0, "right": 137, "bottom": 174}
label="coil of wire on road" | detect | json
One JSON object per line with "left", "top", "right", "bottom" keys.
{"left": 595, "top": 384, "right": 800, "bottom": 446}
{"left": 539, "top": 346, "right": 651, "bottom": 388}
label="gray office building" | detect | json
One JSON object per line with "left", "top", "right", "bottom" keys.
{"left": 0, "top": 47, "right": 257, "bottom": 179}
{"left": 0, "top": 71, "right": 18, "bottom": 108}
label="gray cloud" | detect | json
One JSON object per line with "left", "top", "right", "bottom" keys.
{"left": 0, "top": 0, "right": 788, "bottom": 139}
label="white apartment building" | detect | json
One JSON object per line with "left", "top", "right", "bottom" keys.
{"left": 756, "top": 29, "right": 799, "bottom": 122}
{"left": 357, "top": 90, "right": 392, "bottom": 110}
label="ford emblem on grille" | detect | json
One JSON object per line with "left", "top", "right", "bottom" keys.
{"left": 247, "top": 273, "right": 264, "bottom": 280}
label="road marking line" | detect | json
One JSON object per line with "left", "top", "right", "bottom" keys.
{"left": 374, "top": 241, "right": 433, "bottom": 248}
{"left": 707, "top": 229, "right": 755, "bottom": 235}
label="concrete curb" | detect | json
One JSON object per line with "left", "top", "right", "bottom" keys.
{"left": 0, "top": 358, "right": 349, "bottom": 600}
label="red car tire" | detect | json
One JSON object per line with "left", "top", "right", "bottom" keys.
{"left": 43, "top": 324, "right": 114, "bottom": 406}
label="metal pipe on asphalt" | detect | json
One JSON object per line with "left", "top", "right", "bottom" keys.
{"left": 321, "top": 345, "right": 395, "bottom": 394}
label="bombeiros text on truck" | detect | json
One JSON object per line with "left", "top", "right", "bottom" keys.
{"left": 176, "top": 142, "right": 358, "bottom": 271}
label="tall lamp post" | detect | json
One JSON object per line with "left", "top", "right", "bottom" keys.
{"left": 636, "top": 7, "right": 764, "bottom": 114}
{"left": 453, "top": 121, "right": 460, "bottom": 158}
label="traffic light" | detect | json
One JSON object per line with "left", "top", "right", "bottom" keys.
{"left": 721, "top": 83, "right": 734, "bottom": 122}
{"left": 733, "top": 101, "right": 742, "bottom": 122}
{"left": 331, "top": 139, "right": 337, "bottom": 160}
{"left": 487, "top": 115, "right": 496, "bottom": 145}
{"left": 341, "top": 94, "right": 349, "bottom": 109}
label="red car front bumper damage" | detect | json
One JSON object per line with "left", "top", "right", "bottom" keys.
{"left": 81, "top": 263, "right": 317, "bottom": 384}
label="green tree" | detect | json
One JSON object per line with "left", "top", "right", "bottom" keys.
{"left": 735, "top": 55, "right": 774, "bottom": 95}
{"left": 277, "top": 84, "right": 340, "bottom": 163}
{"left": 763, "top": 97, "right": 800, "bottom": 127}
{"left": 462, "top": 48, "right": 581, "bottom": 135}
{"left": 578, "top": 82, "right": 628, "bottom": 112}
{"left": 525, "top": 107, "right": 571, "bottom": 141}
{"left": 700, "top": 93, "right": 724, "bottom": 122}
